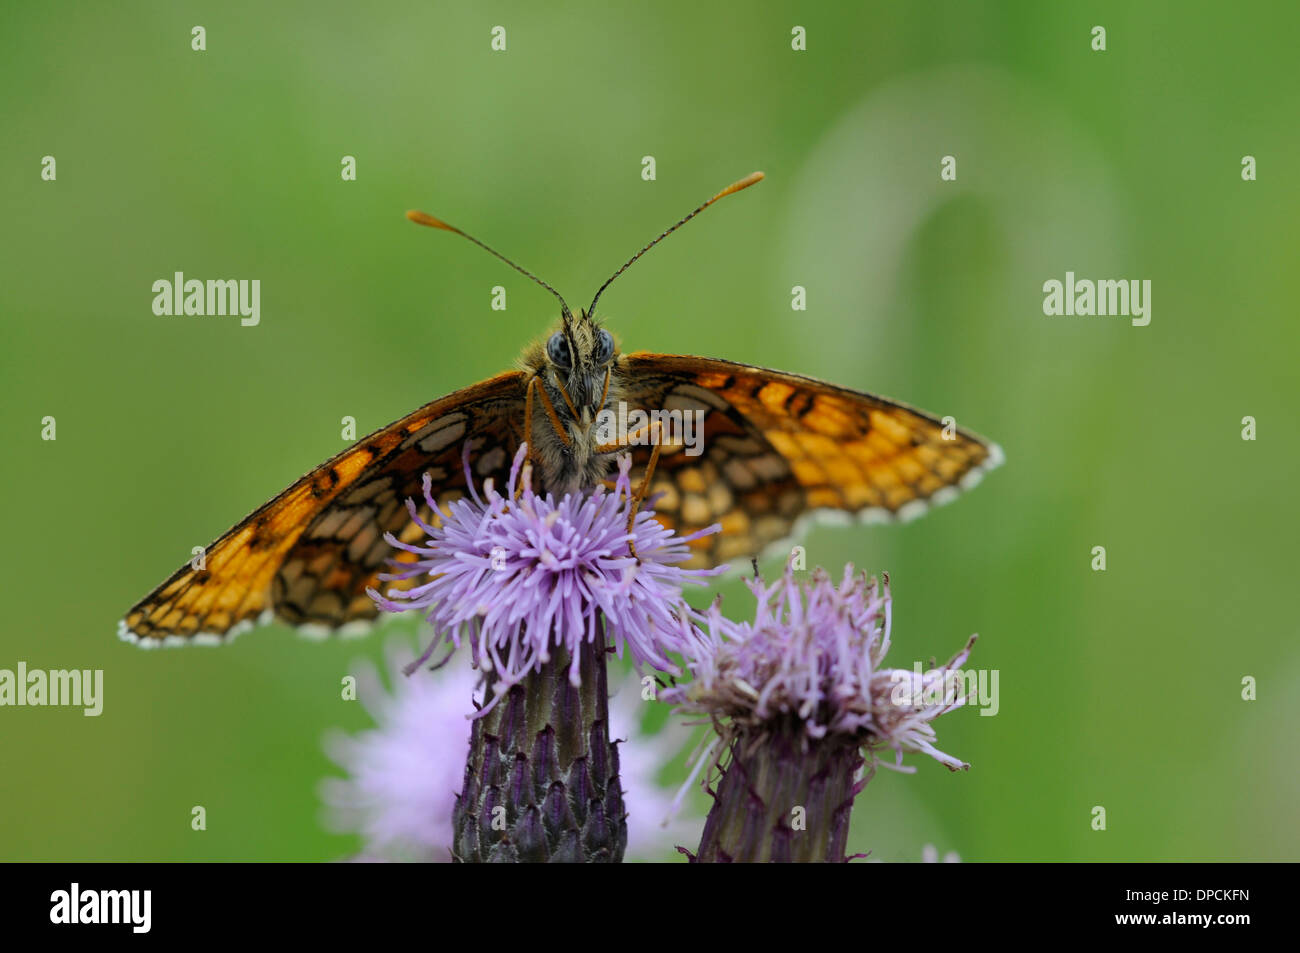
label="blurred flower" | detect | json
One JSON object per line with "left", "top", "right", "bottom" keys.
{"left": 320, "top": 638, "right": 700, "bottom": 861}
{"left": 368, "top": 444, "right": 721, "bottom": 715}
{"left": 866, "top": 843, "right": 964, "bottom": 863}
{"left": 319, "top": 637, "right": 478, "bottom": 862}
{"left": 921, "top": 844, "right": 962, "bottom": 863}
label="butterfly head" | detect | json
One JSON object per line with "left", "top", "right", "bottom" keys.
{"left": 542, "top": 310, "right": 617, "bottom": 417}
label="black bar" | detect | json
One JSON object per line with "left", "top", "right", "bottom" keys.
{"left": 2, "top": 862, "right": 1271, "bottom": 940}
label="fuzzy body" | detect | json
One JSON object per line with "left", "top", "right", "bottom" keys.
{"left": 520, "top": 309, "right": 625, "bottom": 494}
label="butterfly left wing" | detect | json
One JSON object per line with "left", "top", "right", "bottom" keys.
{"left": 616, "top": 353, "right": 1003, "bottom": 568}
{"left": 120, "top": 372, "right": 527, "bottom": 647}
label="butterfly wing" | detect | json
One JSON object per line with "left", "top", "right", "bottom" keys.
{"left": 617, "top": 353, "right": 1003, "bottom": 568}
{"left": 120, "top": 372, "right": 527, "bottom": 646}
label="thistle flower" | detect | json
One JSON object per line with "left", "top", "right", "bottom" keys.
{"left": 320, "top": 639, "right": 700, "bottom": 861}
{"left": 367, "top": 443, "right": 721, "bottom": 862}
{"left": 369, "top": 445, "right": 719, "bottom": 714}
{"left": 664, "top": 564, "right": 977, "bottom": 863}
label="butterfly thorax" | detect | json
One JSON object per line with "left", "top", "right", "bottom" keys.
{"left": 520, "top": 311, "right": 623, "bottom": 494}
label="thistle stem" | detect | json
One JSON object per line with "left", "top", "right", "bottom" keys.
{"left": 692, "top": 720, "right": 864, "bottom": 863}
{"left": 452, "top": 621, "right": 627, "bottom": 862}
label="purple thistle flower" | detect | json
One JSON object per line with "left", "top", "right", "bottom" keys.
{"left": 368, "top": 444, "right": 721, "bottom": 716}
{"left": 667, "top": 564, "right": 974, "bottom": 770}
{"left": 363, "top": 442, "right": 721, "bottom": 862}
{"left": 664, "top": 564, "right": 978, "bottom": 863}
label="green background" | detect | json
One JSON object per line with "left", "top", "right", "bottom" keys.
{"left": 2, "top": 0, "right": 1296, "bottom": 861}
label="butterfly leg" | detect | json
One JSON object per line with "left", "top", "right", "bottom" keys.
{"left": 629, "top": 440, "right": 662, "bottom": 519}
{"left": 519, "top": 377, "right": 538, "bottom": 500}
{"left": 597, "top": 366, "right": 611, "bottom": 410}
{"left": 553, "top": 378, "right": 580, "bottom": 420}
{"left": 523, "top": 376, "right": 537, "bottom": 465}
{"left": 531, "top": 378, "right": 572, "bottom": 449}
{"left": 594, "top": 418, "right": 678, "bottom": 560}
{"left": 624, "top": 436, "right": 674, "bottom": 560}
{"left": 592, "top": 416, "right": 668, "bottom": 456}
{"left": 519, "top": 376, "right": 574, "bottom": 500}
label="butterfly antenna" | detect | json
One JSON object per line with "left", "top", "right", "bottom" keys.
{"left": 587, "top": 171, "right": 764, "bottom": 316}
{"left": 406, "top": 209, "right": 573, "bottom": 320}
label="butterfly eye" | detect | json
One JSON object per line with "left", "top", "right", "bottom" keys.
{"left": 546, "top": 331, "right": 571, "bottom": 369}
{"left": 595, "top": 329, "right": 615, "bottom": 365}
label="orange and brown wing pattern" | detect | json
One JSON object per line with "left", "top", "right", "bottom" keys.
{"left": 617, "top": 353, "right": 1003, "bottom": 568}
{"left": 119, "top": 372, "right": 527, "bottom": 647}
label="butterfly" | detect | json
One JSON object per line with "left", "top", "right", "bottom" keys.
{"left": 119, "top": 172, "right": 1003, "bottom": 647}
